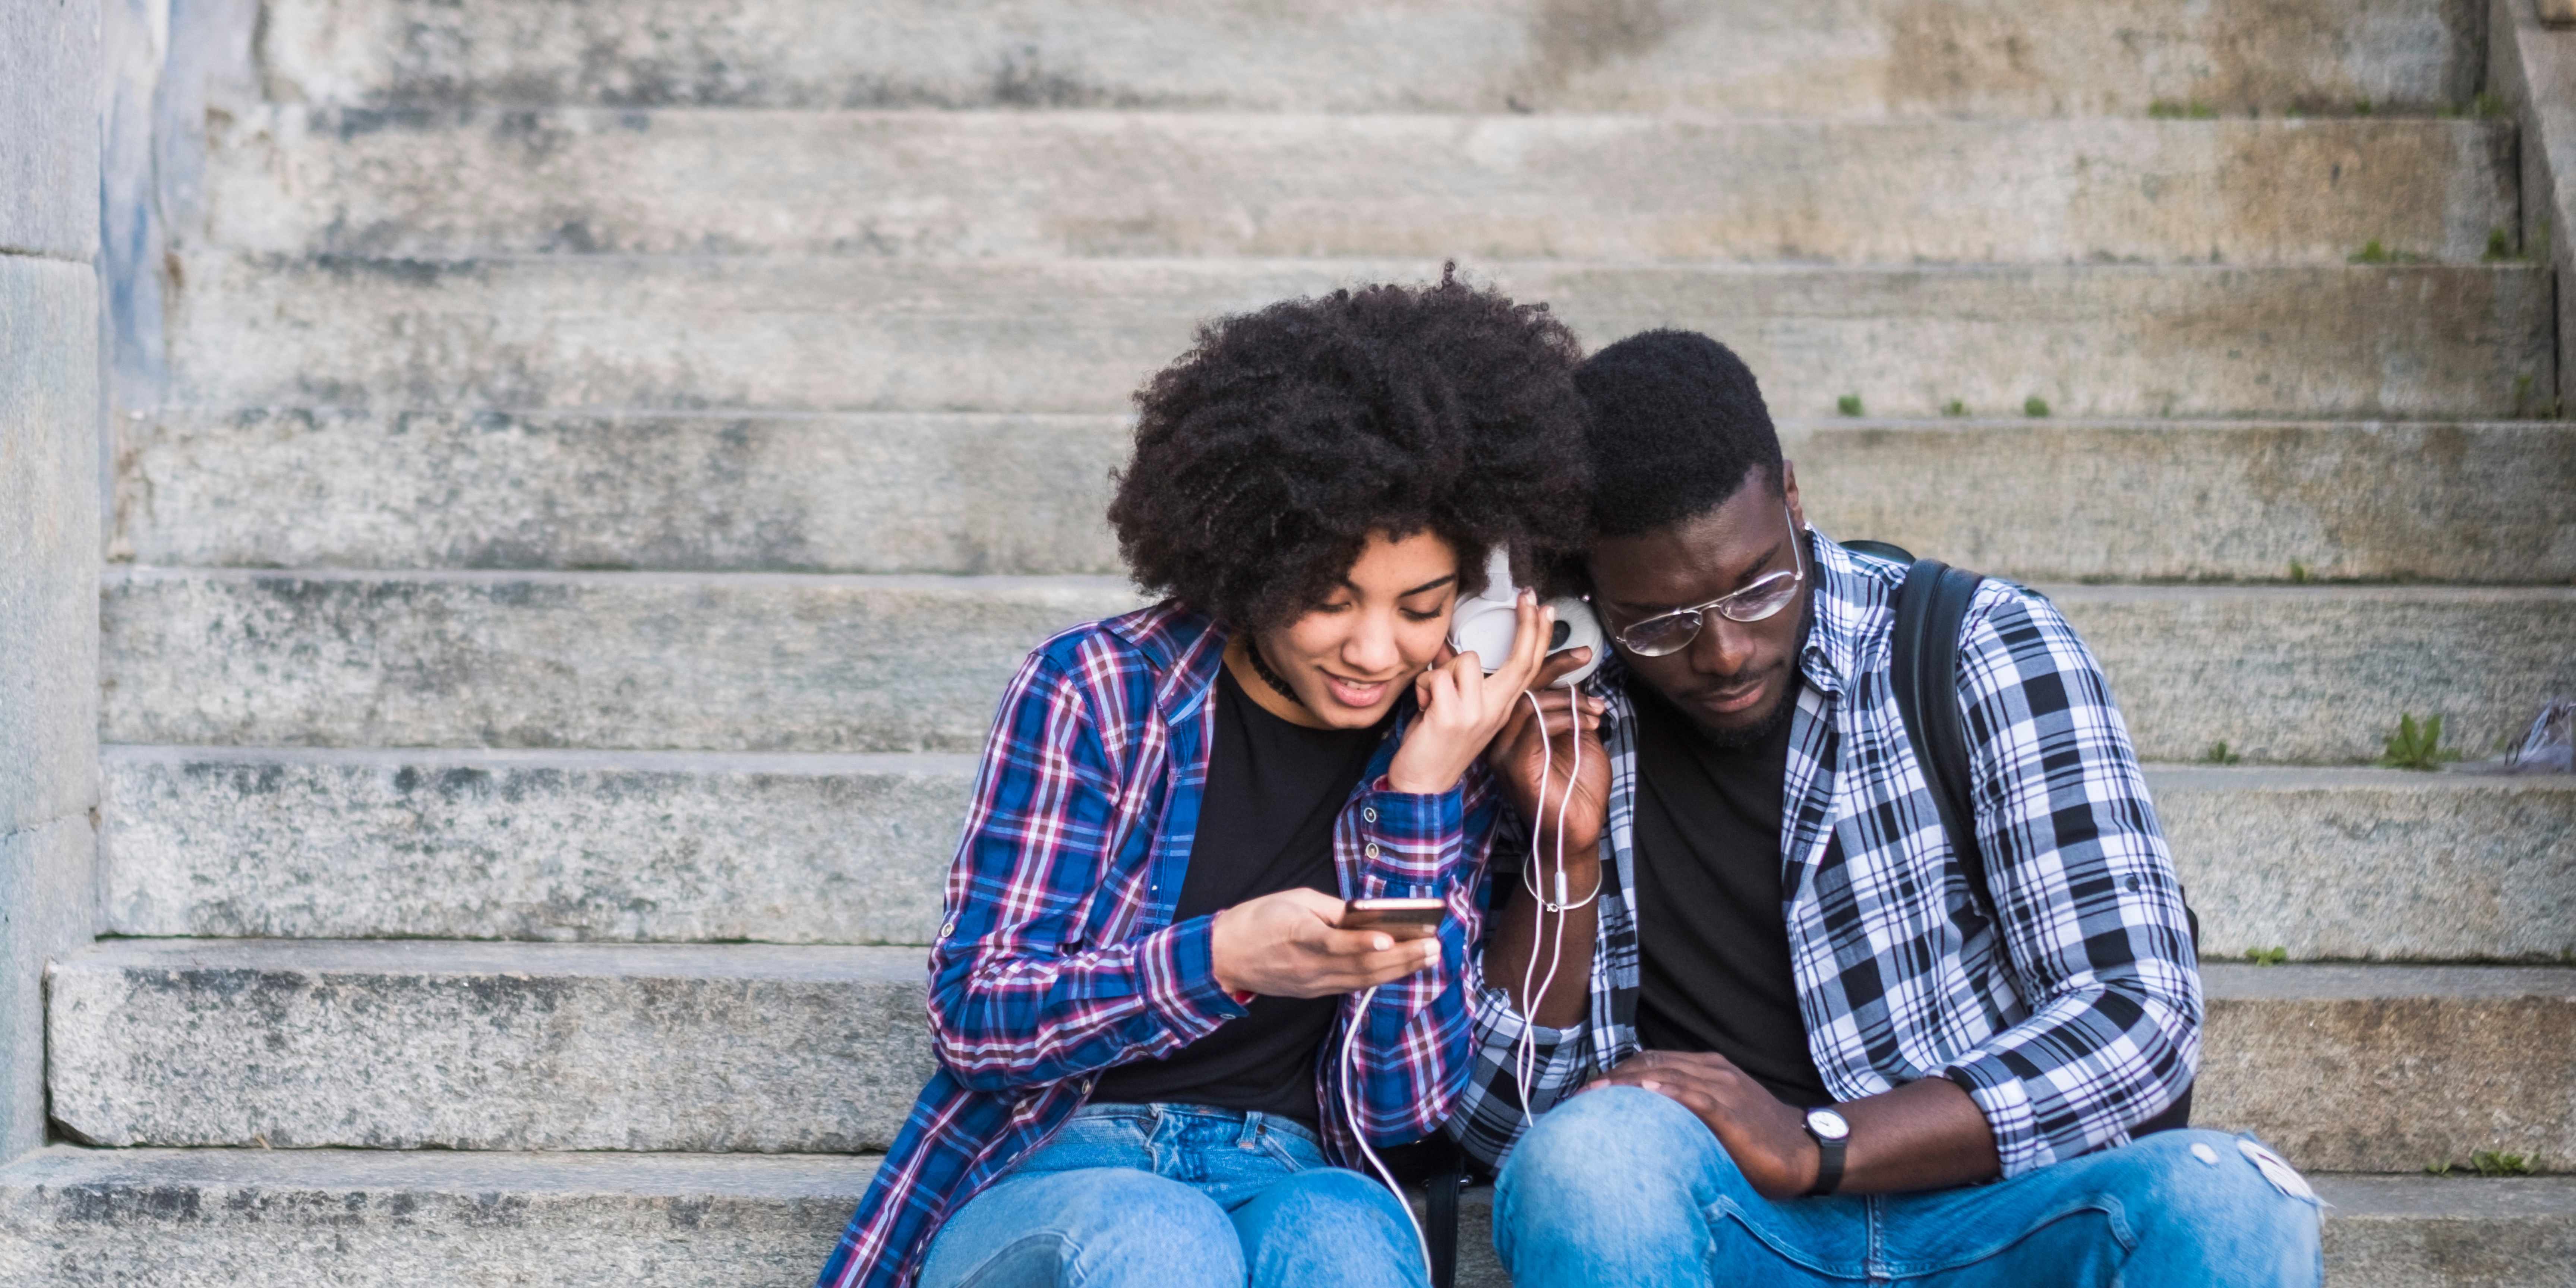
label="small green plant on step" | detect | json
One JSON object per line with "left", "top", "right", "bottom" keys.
{"left": 2425, "top": 1160, "right": 2455, "bottom": 1177}
{"left": 2471, "top": 1151, "right": 2535, "bottom": 1177}
{"left": 2354, "top": 98, "right": 2374, "bottom": 116}
{"left": 2242, "top": 946, "right": 2288, "bottom": 966}
{"left": 2486, "top": 227, "right": 2519, "bottom": 262}
{"left": 2201, "top": 741, "right": 2241, "bottom": 765}
{"left": 1837, "top": 394, "right": 1863, "bottom": 417}
{"left": 2288, "top": 561, "right": 2311, "bottom": 584}
{"left": 2378, "top": 713, "right": 2462, "bottom": 770}
{"left": 2022, "top": 396, "right": 2051, "bottom": 418}
{"left": 2475, "top": 91, "right": 2505, "bottom": 119}
{"left": 2147, "top": 100, "right": 2217, "bottom": 119}
{"left": 1941, "top": 400, "right": 1966, "bottom": 417}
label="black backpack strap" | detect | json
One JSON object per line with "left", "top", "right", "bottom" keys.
{"left": 1888, "top": 559, "right": 1992, "bottom": 919}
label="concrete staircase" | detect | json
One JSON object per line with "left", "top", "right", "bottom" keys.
{"left": 11, "top": 1, "right": 2575, "bottom": 1284}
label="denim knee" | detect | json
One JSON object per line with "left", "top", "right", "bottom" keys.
{"left": 2104, "top": 1130, "right": 2323, "bottom": 1285}
{"left": 1012, "top": 1168, "right": 1244, "bottom": 1287}
{"left": 1497, "top": 1086, "right": 1729, "bottom": 1225}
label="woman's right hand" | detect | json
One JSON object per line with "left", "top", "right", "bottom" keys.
{"left": 1210, "top": 888, "right": 1443, "bottom": 998}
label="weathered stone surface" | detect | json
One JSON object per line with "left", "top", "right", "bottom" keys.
{"left": 2155, "top": 767, "right": 2576, "bottom": 962}
{"left": 7, "top": 1148, "right": 2554, "bottom": 1288}
{"left": 206, "top": 109, "right": 2517, "bottom": 266}
{"left": 0, "top": 818, "right": 97, "bottom": 1159}
{"left": 117, "top": 411, "right": 2576, "bottom": 583}
{"left": 99, "top": 571, "right": 2576, "bottom": 763}
{"left": 113, "top": 408, "right": 1132, "bottom": 573}
{"left": 47, "top": 940, "right": 934, "bottom": 1152}
{"left": 99, "top": 567, "right": 1144, "bottom": 753}
{"left": 48, "top": 946, "right": 2572, "bottom": 1165}
{"left": 99, "top": 751, "right": 2574, "bottom": 960}
{"left": 0, "top": 0, "right": 100, "bottom": 261}
{"left": 253, "top": 0, "right": 2482, "bottom": 117}
{"left": 1790, "top": 420, "right": 2576, "bottom": 585}
{"left": 0, "top": 1147, "right": 876, "bottom": 1288}
{"left": 100, "top": 746, "right": 969, "bottom": 944}
{"left": 2314, "top": 1174, "right": 2576, "bottom": 1288}
{"left": 164, "top": 255, "right": 2554, "bottom": 421}
{"left": 2198, "top": 965, "right": 2576, "bottom": 1174}
{"left": 0, "top": 259, "right": 102, "bottom": 837}
{"left": 2052, "top": 586, "right": 2576, "bottom": 764}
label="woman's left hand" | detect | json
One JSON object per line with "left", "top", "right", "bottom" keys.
{"left": 1385, "top": 589, "right": 1551, "bottom": 795}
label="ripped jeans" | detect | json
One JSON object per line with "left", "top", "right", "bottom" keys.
{"left": 1493, "top": 1086, "right": 2322, "bottom": 1288}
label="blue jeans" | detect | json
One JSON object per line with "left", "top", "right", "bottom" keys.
{"left": 1494, "top": 1086, "right": 2323, "bottom": 1288}
{"left": 918, "top": 1103, "right": 1429, "bottom": 1288}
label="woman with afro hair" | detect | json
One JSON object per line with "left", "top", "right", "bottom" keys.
{"left": 815, "top": 271, "right": 1596, "bottom": 1288}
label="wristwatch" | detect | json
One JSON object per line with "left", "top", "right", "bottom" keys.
{"left": 1802, "top": 1107, "right": 1850, "bottom": 1197}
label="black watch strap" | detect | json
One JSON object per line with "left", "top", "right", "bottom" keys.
{"left": 1803, "top": 1109, "right": 1848, "bottom": 1197}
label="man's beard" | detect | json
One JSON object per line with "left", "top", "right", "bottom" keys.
{"left": 1692, "top": 672, "right": 1799, "bottom": 751}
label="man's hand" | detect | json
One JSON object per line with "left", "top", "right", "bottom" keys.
{"left": 1210, "top": 888, "right": 1443, "bottom": 998}
{"left": 1484, "top": 655, "right": 1609, "bottom": 862}
{"left": 1386, "top": 591, "right": 1552, "bottom": 795}
{"left": 1587, "top": 1049, "right": 2004, "bottom": 1197}
{"left": 1587, "top": 1050, "right": 1818, "bottom": 1199}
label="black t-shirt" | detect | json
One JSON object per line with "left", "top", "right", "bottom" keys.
{"left": 1090, "top": 663, "right": 1390, "bottom": 1123}
{"left": 1628, "top": 681, "right": 1833, "bottom": 1109}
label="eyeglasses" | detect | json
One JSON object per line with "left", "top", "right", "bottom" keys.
{"left": 1604, "top": 509, "right": 1806, "bottom": 658}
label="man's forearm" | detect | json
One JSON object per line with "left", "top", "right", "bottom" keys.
{"left": 1483, "top": 855, "right": 1602, "bottom": 1029}
{"left": 1833, "top": 1074, "right": 2000, "bottom": 1194}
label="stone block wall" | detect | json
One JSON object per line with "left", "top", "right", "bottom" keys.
{"left": 0, "top": 0, "right": 101, "bottom": 1161}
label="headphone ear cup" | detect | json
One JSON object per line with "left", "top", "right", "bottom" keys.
{"left": 1546, "top": 597, "right": 1606, "bottom": 688}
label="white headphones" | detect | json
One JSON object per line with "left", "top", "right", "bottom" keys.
{"left": 1447, "top": 548, "right": 1606, "bottom": 688}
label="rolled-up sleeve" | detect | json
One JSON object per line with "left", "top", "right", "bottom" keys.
{"left": 1938, "top": 585, "right": 2203, "bottom": 1177}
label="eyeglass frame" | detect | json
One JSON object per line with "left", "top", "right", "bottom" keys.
{"left": 1597, "top": 507, "right": 1807, "bottom": 658}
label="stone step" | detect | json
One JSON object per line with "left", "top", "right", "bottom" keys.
{"left": 46, "top": 940, "right": 933, "bottom": 1153}
{"left": 164, "top": 255, "right": 2552, "bottom": 422}
{"left": 99, "top": 748, "right": 2576, "bottom": 963}
{"left": 254, "top": 0, "right": 2482, "bottom": 118}
{"left": 207, "top": 108, "right": 2517, "bottom": 266}
{"left": 117, "top": 409, "right": 2576, "bottom": 584}
{"left": 3, "top": 1150, "right": 2566, "bottom": 1288}
{"left": 44, "top": 944, "right": 2576, "bottom": 1171}
{"left": 100, "top": 568, "right": 2576, "bottom": 763}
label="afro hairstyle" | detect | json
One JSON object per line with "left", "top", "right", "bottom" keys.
{"left": 1573, "top": 329, "right": 1784, "bottom": 537}
{"left": 1107, "top": 269, "right": 1593, "bottom": 631}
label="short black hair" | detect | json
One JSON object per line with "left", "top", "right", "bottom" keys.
{"left": 1108, "top": 270, "right": 1593, "bottom": 630}
{"left": 1573, "top": 329, "right": 1783, "bottom": 537}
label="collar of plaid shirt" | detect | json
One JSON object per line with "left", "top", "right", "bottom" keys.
{"left": 1449, "top": 530, "right": 2202, "bottom": 1183}
{"left": 818, "top": 602, "right": 1499, "bottom": 1288}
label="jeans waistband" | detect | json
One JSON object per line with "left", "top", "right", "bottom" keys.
{"left": 1071, "top": 1101, "right": 1323, "bottom": 1149}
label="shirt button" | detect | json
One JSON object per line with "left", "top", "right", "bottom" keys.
{"left": 1363, "top": 808, "right": 1377, "bottom": 823}
{"left": 1364, "top": 843, "right": 1381, "bottom": 859}
{"left": 941, "top": 917, "right": 959, "bottom": 938}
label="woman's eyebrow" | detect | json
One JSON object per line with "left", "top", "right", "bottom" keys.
{"left": 1349, "top": 573, "right": 1461, "bottom": 598}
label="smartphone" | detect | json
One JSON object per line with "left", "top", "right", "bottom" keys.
{"left": 1340, "top": 897, "right": 1445, "bottom": 938}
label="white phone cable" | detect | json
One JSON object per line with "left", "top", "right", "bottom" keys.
{"left": 1343, "top": 985, "right": 1432, "bottom": 1280}
{"left": 1511, "top": 688, "right": 1592, "bottom": 1125}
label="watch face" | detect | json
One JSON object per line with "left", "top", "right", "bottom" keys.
{"left": 1806, "top": 1108, "right": 1851, "bottom": 1141}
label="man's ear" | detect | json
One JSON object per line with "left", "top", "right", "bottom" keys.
{"left": 1779, "top": 460, "right": 1804, "bottom": 530}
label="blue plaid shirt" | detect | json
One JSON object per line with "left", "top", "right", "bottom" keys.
{"left": 1452, "top": 532, "right": 2201, "bottom": 1180}
{"left": 819, "top": 602, "right": 1502, "bottom": 1288}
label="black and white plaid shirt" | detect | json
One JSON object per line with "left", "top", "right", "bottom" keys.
{"left": 1452, "top": 532, "right": 2201, "bottom": 1180}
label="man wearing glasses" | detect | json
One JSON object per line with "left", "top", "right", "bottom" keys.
{"left": 1451, "top": 330, "right": 2321, "bottom": 1287}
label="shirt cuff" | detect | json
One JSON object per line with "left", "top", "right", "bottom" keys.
{"left": 1139, "top": 914, "right": 1251, "bottom": 1042}
{"left": 1354, "top": 776, "right": 1465, "bottom": 894}
{"left": 1942, "top": 1051, "right": 2044, "bottom": 1178}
